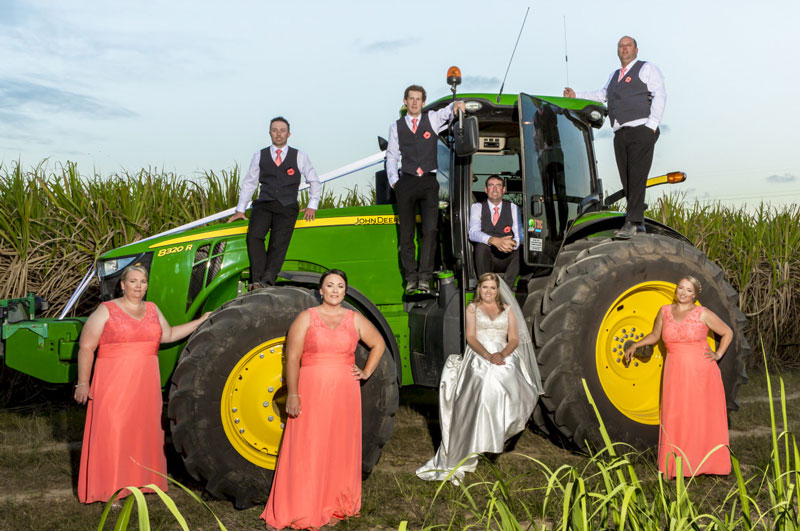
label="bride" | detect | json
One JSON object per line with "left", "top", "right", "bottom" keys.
{"left": 416, "top": 272, "right": 542, "bottom": 483}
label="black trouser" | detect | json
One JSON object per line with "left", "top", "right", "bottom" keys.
{"left": 246, "top": 200, "right": 299, "bottom": 285}
{"left": 395, "top": 172, "right": 439, "bottom": 283}
{"left": 613, "top": 125, "right": 660, "bottom": 224}
{"left": 474, "top": 243, "right": 520, "bottom": 288}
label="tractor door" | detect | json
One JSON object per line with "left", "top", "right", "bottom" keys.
{"left": 517, "top": 93, "right": 597, "bottom": 266}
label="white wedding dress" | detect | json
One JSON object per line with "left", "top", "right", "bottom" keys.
{"left": 416, "top": 287, "right": 542, "bottom": 483}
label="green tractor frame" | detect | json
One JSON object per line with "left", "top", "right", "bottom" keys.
{"left": 0, "top": 90, "right": 749, "bottom": 508}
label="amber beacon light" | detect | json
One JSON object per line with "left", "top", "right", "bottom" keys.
{"left": 667, "top": 171, "right": 687, "bottom": 183}
{"left": 447, "top": 66, "right": 462, "bottom": 87}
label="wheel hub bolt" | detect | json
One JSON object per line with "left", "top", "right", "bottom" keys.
{"left": 268, "top": 386, "right": 274, "bottom": 392}
{"left": 263, "top": 401, "right": 269, "bottom": 407}
{"left": 260, "top": 354, "right": 264, "bottom": 359}
{"left": 268, "top": 416, "right": 274, "bottom": 422}
{"left": 232, "top": 407, "right": 237, "bottom": 413}
{"left": 234, "top": 418, "right": 240, "bottom": 424}
{"left": 280, "top": 423, "right": 285, "bottom": 429}
{"left": 270, "top": 348, "right": 275, "bottom": 353}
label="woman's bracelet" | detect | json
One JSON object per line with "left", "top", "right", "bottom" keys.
{"left": 288, "top": 394, "right": 300, "bottom": 398}
{"left": 74, "top": 382, "right": 88, "bottom": 388}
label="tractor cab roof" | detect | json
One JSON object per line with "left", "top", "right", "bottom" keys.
{"left": 405, "top": 93, "right": 607, "bottom": 130}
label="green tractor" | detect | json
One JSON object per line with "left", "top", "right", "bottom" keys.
{"left": 0, "top": 87, "right": 749, "bottom": 508}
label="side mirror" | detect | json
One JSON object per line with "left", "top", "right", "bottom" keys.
{"left": 454, "top": 112, "right": 479, "bottom": 157}
{"left": 377, "top": 136, "right": 388, "bottom": 151}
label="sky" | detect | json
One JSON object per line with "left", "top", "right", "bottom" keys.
{"left": 2, "top": 0, "right": 799, "bottom": 208}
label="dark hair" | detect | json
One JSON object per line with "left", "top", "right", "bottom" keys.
{"left": 403, "top": 84, "right": 426, "bottom": 101}
{"left": 471, "top": 272, "right": 505, "bottom": 312}
{"left": 319, "top": 269, "right": 348, "bottom": 290}
{"left": 270, "top": 116, "right": 290, "bottom": 131}
{"left": 485, "top": 174, "right": 504, "bottom": 187}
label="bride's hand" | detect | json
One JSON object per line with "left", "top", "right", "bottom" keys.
{"left": 487, "top": 352, "right": 505, "bottom": 365}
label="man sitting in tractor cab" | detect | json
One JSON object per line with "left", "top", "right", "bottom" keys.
{"left": 468, "top": 174, "right": 522, "bottom": 288}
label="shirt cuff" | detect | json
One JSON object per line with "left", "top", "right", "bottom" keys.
{"left": 306, "top": 199, "right": 319, "bottom": 210}
{"left": 644, "top": 120, "right": 659, "bottom": 131}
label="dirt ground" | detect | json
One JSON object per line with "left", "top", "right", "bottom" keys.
{"left": 0, "top": 369, "right": 795, "bottom": 530}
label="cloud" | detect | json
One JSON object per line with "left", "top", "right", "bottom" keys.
{"left": 0, "top": 79, "right": 136, "bottom": 119}
{"left": 360, "top": 39, "right": 409, "bottom": 54}
{"left": 766, "top": 173, "right": 797, "bottom": 184}
{"left": 461, "top": 75, "right": 502, "bottom": 91}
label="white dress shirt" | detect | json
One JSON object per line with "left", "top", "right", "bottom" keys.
{"left": 385, "top": 102, "right": 455, "bottom": 187}
{"left": 468, "top": 200, "right": 522, "bottom": 250}
{"left": 235, "top": 144, "right": 322, "bottom": 213}
{"left": 576, "top": 59, "right": 666, "bottom": 132}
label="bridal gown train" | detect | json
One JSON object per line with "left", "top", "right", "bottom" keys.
{"left": 416, "top": 305, "right": 540, "bottom": 483}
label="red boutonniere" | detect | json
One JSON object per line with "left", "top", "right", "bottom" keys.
{"left": 503, "top": 226, "right": 511, "bottom": 233}
{"left": 423, "top": 131, "right": 431, "bottom": 139}
{"left": 287, "top": 168, "right": 295, "bottom": 176}
{"left": 625, "top": 76, "right": 632, "bottom": 83}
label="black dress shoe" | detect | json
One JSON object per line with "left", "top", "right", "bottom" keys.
{"left": 405, "top": 280, "right": 418, "bottom": 294}
{"left": 614, "top": 222, "right": 637, "bottom": 239}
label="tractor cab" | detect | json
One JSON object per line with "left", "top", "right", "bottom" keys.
{"left": 425, "top": 91, "right": 607, "bottom": 287}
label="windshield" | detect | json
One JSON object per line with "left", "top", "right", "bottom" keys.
{"left": 518, "top": 94, "right": 595, "bottom": 264}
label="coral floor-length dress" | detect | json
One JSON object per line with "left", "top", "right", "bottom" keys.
{"left": 659, "top": 304, "right": 731, "bottom": 478}
{"left": 78, "top": 301, "right": 166, "bottom": 503}
{"left": 261, "top": 308, "right": 361, "bottom": 530}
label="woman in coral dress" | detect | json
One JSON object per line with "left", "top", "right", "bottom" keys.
{"left": 625, "top": 276, "right": 734, "bottom": 478}
{"left": 261, "top": 269, "right": 385, "bottom": 530}
{"left": 74, "top": 265, "right": 208, "bottom": 504}
{"left": 416, "top": 272, "right": 542, "bottom": 483}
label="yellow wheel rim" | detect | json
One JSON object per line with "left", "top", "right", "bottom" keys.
{"left": 595, "top": 281, "right": 716, "bottom": 425}
{"left": 220, "top": 338, "right": 287, "bottom": 469}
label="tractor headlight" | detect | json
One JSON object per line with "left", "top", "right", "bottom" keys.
{"left": 98, "top": 255, "right": 141, "bottom": 278}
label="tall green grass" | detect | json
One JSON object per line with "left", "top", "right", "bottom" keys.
{"left": 0, "top": 162, "right": 797, "bottom": 366}
{"left": 401, "top": 355, "right": 800, "bottom": 530}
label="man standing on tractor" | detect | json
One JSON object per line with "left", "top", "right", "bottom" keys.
{"left": 563, "top": 35, "right": 666, "bottom": 239}
{"left": 468, "top": 174, "right": 521, "bottom": 288}
{"left": 228, "top": 116, "right": 322, "bottom": 289}
{"left": 386, "top": 85, "right": 465, "bottom": 294}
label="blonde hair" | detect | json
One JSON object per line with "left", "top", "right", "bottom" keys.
{"left": 471, "top": 273, "right": 506, "bottom": 312}
{"left": 678, "top": 275, "right": 702, "bottom": 301}
{"left": 120, "top": 265, "right": 149, "bottom": 283}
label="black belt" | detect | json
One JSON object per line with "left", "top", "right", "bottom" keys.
{"left": 401, "top": 171, "right": 436, "bottom": 178}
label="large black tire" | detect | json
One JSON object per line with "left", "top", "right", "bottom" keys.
{"left": 523, "top": 235, "right": 749, "bottom": 451}
{"left": 168, "top": 286, "right": 398, "bottom": 508}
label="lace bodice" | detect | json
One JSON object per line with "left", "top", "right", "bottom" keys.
{"left": 661, "top": 305, "right": 709, "bottom": 346}
{"left": 475, "top": 306, "right": 509, "bottom": 347}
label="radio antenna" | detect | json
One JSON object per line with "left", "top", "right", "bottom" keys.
{"left": 563, "top": 15, "right": 569, "bottom": 86}
{"left": 496, "top": 6, "right": 530, "bottom": 103}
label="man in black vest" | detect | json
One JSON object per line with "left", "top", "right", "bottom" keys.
{"left": 386, "top": 84, "right": 466, "bottom": 294}
{"left": 564, "top": 35, "right": 666, "bottom": 239}
{"left": 468, "top": 175, "right": 521, "bottom": 288}
{"left": 228, "top": 116, "right": 321, "bottom": 289}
